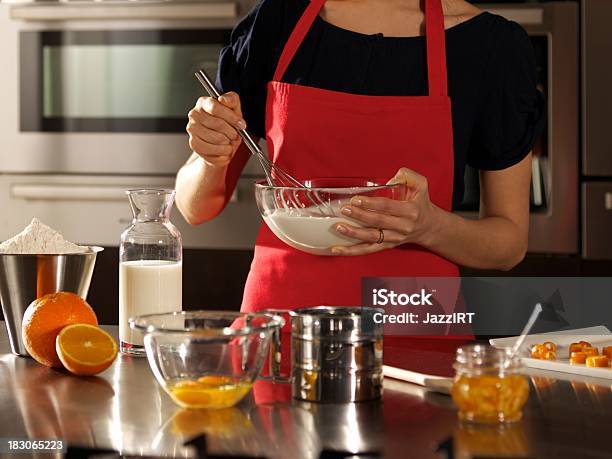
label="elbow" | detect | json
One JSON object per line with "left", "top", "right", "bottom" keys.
{"left": 175, "top": 189, "right": 205, "bottom": 226}
{"left": 497, "top": 240, "right": 528, "bottom": 271}
{"left": 180, "top": 210, "right": 206, "bottom": 227}
{"left": 175, "top": 191, "right": 224, "bottom": 226}
{"left": 176, "top": 198, "right": 214, "bottom": 226}
{"left": 176, "top": 201, "right": 201, "bottom": 226}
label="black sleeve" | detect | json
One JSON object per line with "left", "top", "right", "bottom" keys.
{"left": 467, "top": 19, "right": 545, "bottom": 170}
{"left": 215, "top": 0, "right": 288, "bottom": 139}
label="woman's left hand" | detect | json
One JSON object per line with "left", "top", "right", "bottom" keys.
{"left": 331, "top": 167, "right": 442, "bottom": 256}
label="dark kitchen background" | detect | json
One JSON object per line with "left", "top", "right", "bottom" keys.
{"left": 0, "top": 0, "right": 610, "bottom": 325}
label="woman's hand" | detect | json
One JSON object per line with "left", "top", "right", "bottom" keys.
{"left": 331, "top": 167, "right": 442, "bottom": 256}
{"left": 186, "top": 92, "right": 246, "bottom": 168}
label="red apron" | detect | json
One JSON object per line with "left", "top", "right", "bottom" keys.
{"left": 241, "top": 0, "right": 458, "bottom": 313}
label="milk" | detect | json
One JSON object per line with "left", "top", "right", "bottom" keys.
{"left": 263, "top": 209, "right": 364, "bottom": 255}
{"left": 119, "top": 260, "right": 182, "bottom": 351}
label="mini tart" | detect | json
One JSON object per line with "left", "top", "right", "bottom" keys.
{"left": 581, "top": 347, "right": 599, "bottom": 357}
{"left": 569, "top": 342, "right": 584, "bottom": 357}
{"left": 570, "top": 352, "right": 587, "bottom": 365}
{"left": 585, "top": 355, "right": 609, "bottom": 368}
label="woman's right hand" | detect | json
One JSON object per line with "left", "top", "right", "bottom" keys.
{"left": 187, "top": 92, "right": 246, "bottom": 168}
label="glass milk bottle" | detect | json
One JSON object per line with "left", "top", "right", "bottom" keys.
{"left": 119, "top": 189, "right": 182, "bottom": 355}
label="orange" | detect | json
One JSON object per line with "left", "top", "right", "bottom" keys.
{"left": 22, "top": 292, "right": 98, "bottom": 367}
{"left": 56, "top": 324, "right": 118, "bottom": 376}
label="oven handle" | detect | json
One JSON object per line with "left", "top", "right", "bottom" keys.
{"left": 10, "top": 2, "right": 237, "bottom": 22}
{"left": 10, "top": 183, "right": 238, "bottom": 203}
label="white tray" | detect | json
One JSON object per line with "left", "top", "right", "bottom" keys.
{"left": 490, "top": 326, "right": 612, "bottom": 380}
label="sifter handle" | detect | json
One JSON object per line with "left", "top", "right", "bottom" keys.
{"left": 259, "top": 309, "right": 292, "bottom": 383}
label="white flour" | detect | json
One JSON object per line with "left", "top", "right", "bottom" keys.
{"left": 0, "top": 218, "right": 88, "bottom": 254}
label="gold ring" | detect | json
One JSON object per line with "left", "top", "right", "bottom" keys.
{"left": 377, "top": 228, "right": 385, "bottom": 244}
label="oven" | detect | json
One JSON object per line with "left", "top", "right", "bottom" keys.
{"left": 0, "top": 0, "right": 263, "bottom": 248}
{"left": 461, "top": 2, "right": 579, "bottom": 255}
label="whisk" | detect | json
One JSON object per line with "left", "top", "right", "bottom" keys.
{"left": 194, "top": 69, "right": 329, "bottom": 214}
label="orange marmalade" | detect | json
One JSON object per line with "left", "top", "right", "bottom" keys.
{"left": 451, "top": 345, "right": 529, "bottom": 424}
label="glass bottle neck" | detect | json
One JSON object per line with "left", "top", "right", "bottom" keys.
{"left": 127, "top": 189, "right": 175, "bottom": 223}
{"left": 132, "top": 215, "right": 170, "bottom": 223}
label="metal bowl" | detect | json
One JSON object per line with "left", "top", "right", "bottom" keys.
{"left": 254, "top": 178, "right": 407, "bottom": 255}
{"left": 0, "top": 247, "right": 103, "bottom": 356}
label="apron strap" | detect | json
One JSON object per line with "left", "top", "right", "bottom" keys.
{"left": 272, "top": 0, "right": 449, "bottom": 97}
{"left": 425, "top": 0, "right": 449, "bottom": 97}
{"left": 273, "top": 0, "right": 326, "bottom": 82}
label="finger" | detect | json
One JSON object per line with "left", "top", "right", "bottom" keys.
{"left": 386, "top": 167, "right": 428, "bottom": 199}
{"left": 218, "top": 91, "right": 243, "bottom": 117}
{"left": 340, "top": 205, "right": 408, "bottom": 232}
{"left": 190, "top": 109, "right": 240, "bottom": 142}
{"left": 187, "top": 120, "right": 232, "bottom": 145}
{"left": 349, "top": 196, "right": 418, "bottom": 219}
{"left": 331, "top": 242, "right": 395, "bottom": 257}
{"left": 196, "top": 96, "right": 246, "bottom": 130}
{"left": 334, "top": 223, "right": 405, "bottom": 244}
{"left": 189, "top": 136, "right": 234, "bottom": 159}
{"left": 187, "top": 124, "right": 232, "bottom": 145}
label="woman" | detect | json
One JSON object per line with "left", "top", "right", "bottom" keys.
{"left": 176, "top": 0, "right": 544, "bottom": 314}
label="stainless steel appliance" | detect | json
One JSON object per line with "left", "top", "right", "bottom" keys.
{"left": 464, "top": 2, "right": 579, "bottom": 255}
{"left": 0, "top": 0, "right": 262, "bottom": 249}
{"left": 581, "top": 0, "right": 612, "bottom": 260}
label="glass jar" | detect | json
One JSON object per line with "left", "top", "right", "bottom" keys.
{"left": 451, "top": 344, "right": 529, "bottom": 424}
{"left": 119, "top": 189, "right": 182, "bottom": 355}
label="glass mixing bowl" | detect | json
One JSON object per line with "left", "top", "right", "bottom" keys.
{"left": 130, "top": 311, "right": 284, "bottom": 409}
{"left": 254, "top": 178, "right": 407, "bottom": 255}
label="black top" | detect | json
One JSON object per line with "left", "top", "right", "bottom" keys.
{"left": 217, "top": 0, "right": 545, "bottom": 205}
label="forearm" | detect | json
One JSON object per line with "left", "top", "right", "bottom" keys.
{"left": 175, "top": 153, "right": 229, "bottom": 225}
{"left": 423, "top": 207, "right": 528, "bottom": 271}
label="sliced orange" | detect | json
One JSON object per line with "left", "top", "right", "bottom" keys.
{"left": 56, "top": 324, "right": 118, "bottom": 376}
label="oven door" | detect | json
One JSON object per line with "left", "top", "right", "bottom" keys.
{"left": 20, "top": 28, "right": 230, "bottom": 133}
{"left": 0, "top": 2, "right": 238, "bottom": 175}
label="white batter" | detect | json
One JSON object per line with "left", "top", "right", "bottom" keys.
{"left": 263, "top": 208, "right": 364, "bottom": 255}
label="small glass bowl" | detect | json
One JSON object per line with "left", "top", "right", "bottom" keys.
{"left": 451, "top": 344, "right": 529, "bottom": 424}
{"left": 130, "top": 311, "right": 284, "bottom": 409}
{"left": 254, "top": 178, "right": 407, "bottom": 255}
